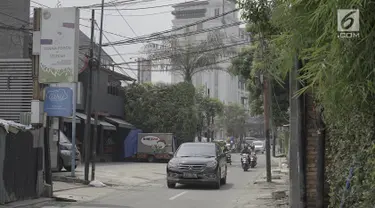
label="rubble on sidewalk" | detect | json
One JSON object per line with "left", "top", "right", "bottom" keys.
{"left": 53, "top": 181, "right": 116, "bottom": 203}
{"left": 236, "top": 157, "right": 289, "bottom": 208}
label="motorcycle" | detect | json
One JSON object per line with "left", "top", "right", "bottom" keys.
{"left": 250, "top": 153, "right": 257, "bottom": 168}
{"left": 241, "top": 153, "right": 250, "bottom": 171}
{"left": 226, "top": 153, "right": 232, "bottom": 165}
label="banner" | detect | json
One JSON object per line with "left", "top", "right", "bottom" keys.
{"left": 39, "top": 7, "right": 80, "bottom": 83}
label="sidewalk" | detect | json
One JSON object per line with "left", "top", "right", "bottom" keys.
{"left": 53, "top": 181, "right": 117, "bottom": 203}
{"left": 52, "top": 162, "right": 167, "bottom": 187}
{"left": 235, "top": 156, "right": 289, "bottom": 208}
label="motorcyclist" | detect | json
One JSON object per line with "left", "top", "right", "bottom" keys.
{"left": 241, "top": 144, "right": 252, "bottom": 154}
{"left": 223, "top": 145, "right": 229, "bottom": 153}
{"left": 241, "top": 144, "right": 253, "bottom": 163}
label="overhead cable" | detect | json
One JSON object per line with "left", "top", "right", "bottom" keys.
{"left": 112, "top": 40, "right": 249, "bottom": 65}
{"left": 102, "top": 9, "right": 240, "bottom": 46}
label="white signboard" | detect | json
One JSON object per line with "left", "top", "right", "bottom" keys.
{"left": 39, "top": 7, "right": 80, "bottom": 83}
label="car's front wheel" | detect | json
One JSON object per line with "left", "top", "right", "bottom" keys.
{"left": 64, "top": 165, "right": 77, "bottom": 172}
{"left": 167, "top": 181, "right": 176, "bottom": 188}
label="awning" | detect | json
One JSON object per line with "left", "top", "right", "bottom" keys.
{"left": 76, "top": 112, "right": 95, "bottom": 124}
{"left": 63, "top": 116, "right": 81, "bottom": 123}
{"left": 100, "top": 120, "right": 116, "bottom": 131}
{"left": 105, "top": 117, "right": 134, "bottom": 129}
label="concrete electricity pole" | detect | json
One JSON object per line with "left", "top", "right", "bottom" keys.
{"left": 262, "top": 75, "right": 272, "bottom": 183}
{"left": 83, "top": 10, "right": 95, "bottom": 182}
{"left": 137, "top": 58, "right": 141, "bottom": 83}
{"left": 92, "top": 0, "right": 105, "bottom": 181}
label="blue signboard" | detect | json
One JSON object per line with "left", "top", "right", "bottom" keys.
{"left": 44, "top": 87, "right": 73, "bottom": 117}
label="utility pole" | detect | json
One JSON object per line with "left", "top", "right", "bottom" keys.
{"left": 137, "top": 58, "right": 141, "bottom": 83}
{"left": 92, "top": 0, "right": 105, "bottom": 181}
{"left": 263, "top": 75, "right": 272, "bottom": 182}
{"left": 33, "top": 7, "right": 52, "bottom": 187}
{"left": 84, "top": 10, "right": 95, "bottom": 182}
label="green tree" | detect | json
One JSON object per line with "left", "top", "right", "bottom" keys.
{"left": 229, "top": 46, "right": 289, "bottom": 126}
{"left": 240, "top": 0, "right": 375, "bottom": 207}
{"left": 123, "top": 82, "right": 197, "bottom": 143}
{"left": 144, "top": 32, "right": 226, "bottom": 83}
{"left": 218, "top": 103, "right": 249, "bottom": 138}
{"left": 196, "top": 87, "right": 224, "bottom": 142}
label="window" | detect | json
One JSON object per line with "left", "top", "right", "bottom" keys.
{"left": 214, "top": 8, "right": 220, "bottom": 16}
{"left": 175, "top": 143, "right": 216, "bottom": 157}
{"left": 107, "top": 82, "right": 119, "bottom": 96}
{"left": 185, "top": 27, "right": 190, "bottom": 33}
{"left": 197, "top": 23, "right": 203, "bottom": 31}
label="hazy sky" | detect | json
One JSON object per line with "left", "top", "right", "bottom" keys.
{"left": 31, "top": 0, "right": 188, "bottom": 83}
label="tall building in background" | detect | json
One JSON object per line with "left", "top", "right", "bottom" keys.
{"left": 170, "top": 0, "right": 249, "bottom": 108}
{"left": 0, "top": 0, "right": 30, "bottom": 58}
{"left": 139, "top": 58, "right": 152, "bottom": 83}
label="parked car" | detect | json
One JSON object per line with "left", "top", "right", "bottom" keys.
{"left": 58, "top": 131, "right": 81, "bottom": 172}
{"left": 166, "top": 142, "right": 227, "bottom": 189}
{"left": 253, "top": 140, "right": 265, "bottom": 154}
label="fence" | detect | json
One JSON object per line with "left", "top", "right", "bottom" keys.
{"left": 0, "top": 120, "right": 44, "bottom": 204}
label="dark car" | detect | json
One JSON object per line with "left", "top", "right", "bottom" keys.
{"left": 166, "top": 142, "right": 227, "bottom": 189}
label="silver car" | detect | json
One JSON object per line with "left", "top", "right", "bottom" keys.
{"left": 253, "top": 140, "right": 265, "bottom": 154}
{"left": 58, "top": 131, "right": 81, "bottom": 172}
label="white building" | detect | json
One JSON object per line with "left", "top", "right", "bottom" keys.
{"left": 138, "top": 58, "right": 152, "bottom": 83}
{"left": 170, "top": 0, "right": 249, "bottom": 108}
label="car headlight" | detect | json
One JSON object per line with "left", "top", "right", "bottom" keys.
{"left": 206, "top": 161, "right": 217, "bottom": 168}
{"left": 168, "top": 160, "right": 178, "bottom": 168}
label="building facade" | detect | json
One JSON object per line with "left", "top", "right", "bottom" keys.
{"left": 170, "top": 0, "right": 249, "bottom": 107}
{"left": 0, "top": 0, "right": 30, "bottom": 59}
{"left": 138, "top": 58, "right": 152, "bottom": 83}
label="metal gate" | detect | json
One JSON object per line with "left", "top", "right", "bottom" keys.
{"left": 0, "top": 59, "right": 32, "bottom": 122}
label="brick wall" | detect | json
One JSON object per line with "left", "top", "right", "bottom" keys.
{"left": 305, "top": 93, "right": 319, "bottom": 207}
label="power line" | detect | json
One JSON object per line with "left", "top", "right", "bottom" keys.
{"left": 79, "top": 23, "right": 131, "bottom": 39}
{"left": 81, "top": 0, "right": 151, "bottom": 9}
{"left": 102, "top": 9, "right": 240, "bottom": 46}
{"left": 0, "top": 11, "right": 30, "bottom": 25}
{"left": 81, "top": 0, "right": 200, "bottom": 10}
{"left": 104, "top": 10, "right": 172, "bottom": 16}
{"left": 113, "top": 2, "right": 138, "bottom": 36}
{"left": 94, "top": 21, "right": 137, "bottom": 78}
{"left": 113, "top": 40, "right": 249, "bottom": 65}
{"left": 31, "top": 0, "right": 50, "bottom": 8}
{"left": 103, "top": 20, "right": 243, "bottom": 46}
{"left": 117, "top": 54, "right": 241, "bottom": 71}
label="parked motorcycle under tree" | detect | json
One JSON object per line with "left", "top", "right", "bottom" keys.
{"left": 183, "top": 173, "right": 198, "bottom": 178}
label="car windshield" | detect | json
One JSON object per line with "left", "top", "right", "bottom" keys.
{"left": 175, "top": 144, "right": 216, "bottom": 157}
{"left": 254, "top": 141, "right": 263, "bottom": 146}
{"left": 59, "top": 131, "right": 71, "bottom": 143}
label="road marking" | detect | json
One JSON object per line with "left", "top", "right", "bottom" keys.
{"left": 169, "top": 191, "right": 188, "bottom": 200}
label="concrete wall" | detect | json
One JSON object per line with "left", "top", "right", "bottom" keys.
{"left": 0, "top": 0, "right": 30, "bottom": 59}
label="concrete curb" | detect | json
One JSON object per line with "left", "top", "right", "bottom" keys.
{"left": 52, "top": 175, "right": 117, "bottom": 187}
{"left": 2, "top": 198, "right": 54, "bottom": 208}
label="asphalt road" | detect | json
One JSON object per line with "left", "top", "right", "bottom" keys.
{"left": 45, "top": 154, "right": 266, "bottom": 208}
